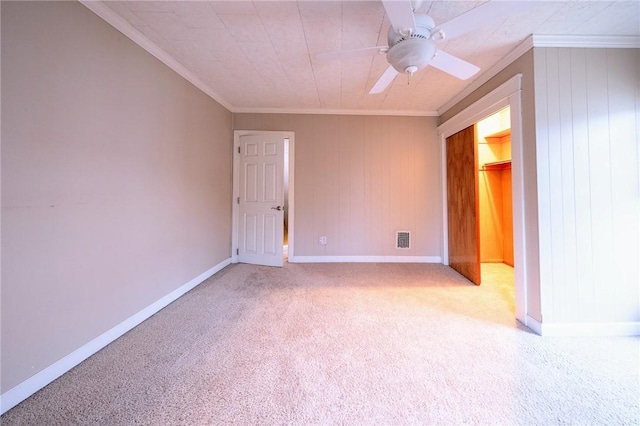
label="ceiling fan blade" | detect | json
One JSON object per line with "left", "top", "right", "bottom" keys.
{"left": 369, "top": 65, "right": 399, "bottom": 94}
{"left": 315, "top": 46, "right": 388, "bottom": 62}
{"left": 381, "top": 0, "right": 416, "bottom": 35}
{"left": 430, "top": 50, "right": 480, "bottom": 80}
{"left": 411, "top": 0, "right": 426, "bottom": 14}
{"left": 434, "top": 0, "right": 537, "bottom": 41}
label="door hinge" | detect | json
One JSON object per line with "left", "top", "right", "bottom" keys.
{"left": 237, "top": 197, "right": 240, "bottom": 204}
{"left": 238, "top": 146, "right": 240, "bottom": 154}
{"left": 236, "top": 248, "right": 239, "bottom": 255}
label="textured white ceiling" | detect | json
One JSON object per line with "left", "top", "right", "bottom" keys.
{"left": 99, "top": 1, "right": 640, "bottom": 115}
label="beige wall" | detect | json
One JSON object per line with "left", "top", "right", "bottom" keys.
{"left": 233, "top": 114, "right": 442, "bottom": 258}
{"left": 1, "top": 1, "right": 232, "bottom": 393}
{"left": 440, "top": 50, "right": 542, "bottom": 321}
{"left": 533, "top": 47, "right": 639, "bottom": 324}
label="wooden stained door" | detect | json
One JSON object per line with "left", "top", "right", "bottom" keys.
{"left": 446, "top": 125, "right": 481, "bottom": 285}
{"left": 238, "top": 134, "right": 285, "bottom": 267}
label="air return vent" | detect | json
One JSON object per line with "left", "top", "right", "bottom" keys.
{"left": 396, "top": 231, "right": 411, "bottom": 249}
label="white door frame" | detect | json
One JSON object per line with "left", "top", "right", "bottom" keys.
{"left": 438, "top": 74, "right": 528, "bottom": 325}
{"left": 232, "top": 130, "right": 295, "bottom": 264}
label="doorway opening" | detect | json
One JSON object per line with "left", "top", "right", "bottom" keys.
{"left": 283, "top": 137, "right": 290, "bottom": 260}
{"left": 477, "top": 107, "right": 515, "bottom": 312}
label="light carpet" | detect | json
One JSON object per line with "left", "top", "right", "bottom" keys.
{"left": 2, "top": 262, "right": 638, "bottom": 425}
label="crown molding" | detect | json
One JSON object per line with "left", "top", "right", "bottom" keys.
{"left": 438, "top": 35, "right": 640, "bottom": 115}
{"left": 80, "top": 1, "right": 437, "bottom": 118}
{"left": 531, "top": 34, "right": 640, "bottom": 49}
{"left": 79, "top": 0, "right": 234, "bottom": 112}
{"left": 76, "top": 5, "right": 640, "bottom": 120}
{"left": 232, "top": 107, "right": 439, "bottom": 117}
{"left": 438, "top": 36, "right": 534, "bottom": 115}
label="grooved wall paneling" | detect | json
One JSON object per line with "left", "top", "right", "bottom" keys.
{"left": 534, "top": 47, "right": 640, "bottom": 323}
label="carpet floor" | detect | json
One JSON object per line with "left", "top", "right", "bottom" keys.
{"left": 2, "top": 262, "right": 638, "bottom": 425}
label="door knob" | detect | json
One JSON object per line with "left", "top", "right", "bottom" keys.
{"left": 271, "top": 206, "right": 283, "bottom": 211}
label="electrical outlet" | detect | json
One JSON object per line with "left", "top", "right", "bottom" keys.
{"left": 319, "top": 236, "right": 327, "bottom": 245}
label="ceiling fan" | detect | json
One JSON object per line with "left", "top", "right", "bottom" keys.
{"left": 316, "top": 0, "right": 534, "bottom": 94}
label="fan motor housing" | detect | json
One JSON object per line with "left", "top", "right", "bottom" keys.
{"left": 387, "top": 14, "right": 437, "bottom": 74}
{"left": 387, "top": 39, "right": 436, "bottom": 74}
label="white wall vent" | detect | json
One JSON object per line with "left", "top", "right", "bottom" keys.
{"left": 396, "top": 231, "right": 411, "bottom": 249}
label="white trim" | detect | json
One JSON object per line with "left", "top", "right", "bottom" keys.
{"left": 232, "top": 131, "right": 295, "bottom": 264}
{"left": 438, "top": 37, "right": 533, "bottom": 115}
{"left": 79, "top": 0, "right": 437, "bottom": 118}
{"left": 525, "top": 315, "right": 543, "bottom": 336}
{"left": 288, "top": 138, "right": 296, "bottom": 261}
{"left": 233, "top": 107, "right": 439, "bottom": 117}
{"left": 231, "top": 136, "right": 240, "bottom": 263}
{"left": 438, "top": 75, "right": 521, "bottom": 137}
{"left": 437, "top": 74, "right": 528, "bottom": 325}
{"left": 502, "top": 315, "right": 637, "bottom": 337}
{"left": 69, "top": 8, "right": 640, "bottom": 119}
{"left": 508, "top": 89, "right": 527, "bottom": 324}
{"left": 289, "top": 256, "right": 442, "bottom": 264}
{"left": 0, "top": 258, "right": 231, "bottom": 415}
{"left": 438, "top": 35, "right": 640, "bottom": 115}
{"left": 440, "top": 133, "right": 449, "bottom": 265}
{"left": 531, "top": 35, "right": 640, "bottom": 49}
{"left": 538, "top": 322, "right": 640, "bottom": 337}
{"left": 79, "top": 0, "right": 233, "bottom": 112}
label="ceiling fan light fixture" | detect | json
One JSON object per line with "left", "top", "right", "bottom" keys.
{"left": 405, "top": 65, "right": 418, "bottom": 75}
{"left": 386, "top": 38, "right": 436, "bottom": 74}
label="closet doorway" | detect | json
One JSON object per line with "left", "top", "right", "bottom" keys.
{"left": 477, "top": 107, "right": 514, "bottom": 295}
{"left": 439, "top": 74, "right": 527, "bottom": 325}
{"left": 445, "top": 107, "right": 513, "bottom": 286}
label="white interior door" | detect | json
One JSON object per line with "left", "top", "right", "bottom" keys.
{"left": 238, "top": 134, "right": 284, "bottom": 267}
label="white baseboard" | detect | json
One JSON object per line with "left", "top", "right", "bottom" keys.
{"left": 525, "top": 315, "right": 543, "bottom": 335}
{"left": 539, "top": 321, "right": 640, "bottom": 337}
{"left": 525, "top": 315, "right": 640, "bottom": 337}
{"left": 289, "top": 256, "right": 442, "bottom": 263}
{"left": 0, "top": 258, "right": 231, "bottom": 415}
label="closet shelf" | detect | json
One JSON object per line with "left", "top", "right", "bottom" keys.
{"left": 481, "top": 160, "right": 511, "bottom": 171}
{"left": 484, "top": 129, "right": 511, "bottom": 143}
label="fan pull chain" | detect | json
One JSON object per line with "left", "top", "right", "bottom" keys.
{"left": 405, "top": 65, "right": 418, "bottom": 86}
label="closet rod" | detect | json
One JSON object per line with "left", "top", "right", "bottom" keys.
{"left": 480, "top": 160, "right": 511, "bottom": 171}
